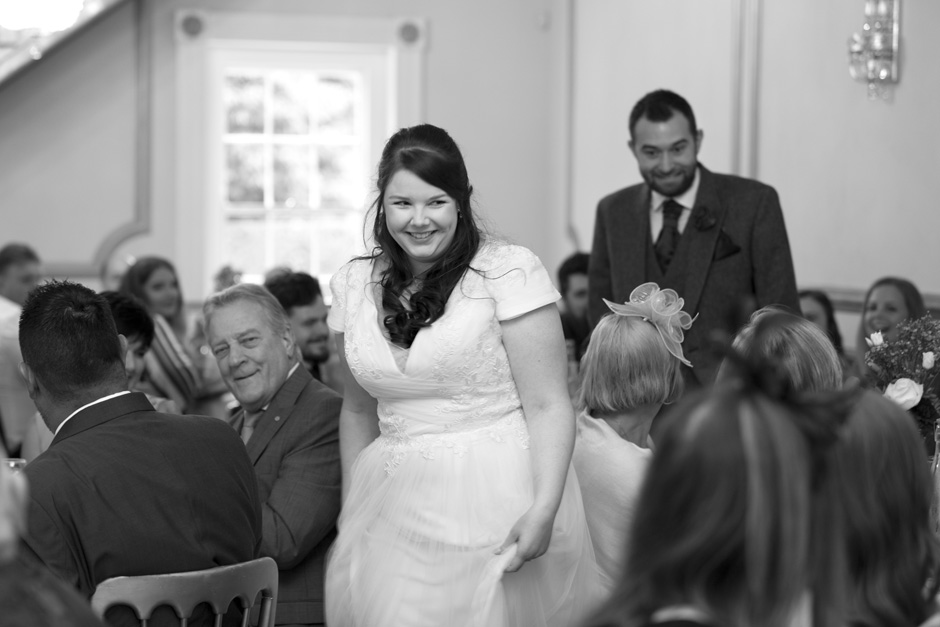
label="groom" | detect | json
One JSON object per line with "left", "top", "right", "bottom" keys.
{"left": 589, "top": 89, "right": 799, "bottom": 386}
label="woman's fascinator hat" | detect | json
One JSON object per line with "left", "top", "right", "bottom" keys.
{"left": 603, "top": 282, "right": 695, "bottom": 367}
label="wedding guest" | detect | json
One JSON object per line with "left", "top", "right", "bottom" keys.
{"left": 854, "top": 277, "right": 928, "bottom": 381}
{"left": 558, "top": 252, "right": 591, "bottom": 359}
{"left": 799, "top": 290, "right": 843, "bottom": 353}
{"left": 589, "top": 89, "right": 799, "bottom": 387}
{"left": 20, "top": 291, "right": 180, "bottom": 461}
{"left": 19, "top": 281, "right": 262, "bottom": 626}
{"left": 584, "top": 337, "right": 847, "bottom": 627}
{"left": 0, "top": 243, "right": 42, "bottom": 456}
{"left": 834, "top": 390, "right": 940, "bottom": 627}
{"left": 119, "top": 256, "right": 224, "bottom": 413}
{"left": 264, "top": 272, "right": 333, "bottom": 385}
{"left": 724, "top": 307, "right": 843, "bottom": 392}
{"left": 205, "top": 283, "right": 341, "bottom": 626}
{"left": 572, "top": 283, "right": 688, "bottom": 589}
{"left": 800, "top": 289, "right": 856, "bottom": 377}
{"left": 0, "top": 460, "right": 107, "bottom": 627}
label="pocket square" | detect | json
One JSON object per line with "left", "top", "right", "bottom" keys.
{"left": 713, "top": 229, "right": 741, "bottom": 262}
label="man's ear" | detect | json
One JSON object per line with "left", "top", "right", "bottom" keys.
{"left": 281, "top": 327, "right": 296, "bottom": 357}
{"left": 117, "top": 334, "right": 129, "bottom": 361}
{"left": 694, "top": 129, "right": 704, "bottom": 155}
{"left": 18, "top": 362, "right": 40, "bottom": 399}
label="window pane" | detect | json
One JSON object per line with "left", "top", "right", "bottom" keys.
{"left": 317, "top": 75, "right": 355, "bottom": 134}
{"left": 317, "top": 212, "right": 364, "bottom": 275}
{"left": 318, "top": 145, "right": 358, "bottom": 208}
{"left": 221, "top": 217, "right": 267, "bottom": 276}
{"left": 270, "top": 218, "right": 313, "bottom": 271}
{"left": 272, "top": 71, "right": 313, "bottom": 135}
{"left": 226, "top": 143, "right": 264, "bottom": 203}
{"left": 274, "top": 145, "right": 310, "bottom": 207}
{"left": 224, "top": 75, "right": 264, "bottom": 133}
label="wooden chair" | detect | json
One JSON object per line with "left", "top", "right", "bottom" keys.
{"left": 90, "top": 557, "right": 278, "bottom": 627}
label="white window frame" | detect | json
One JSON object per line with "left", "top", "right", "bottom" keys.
{"left": 176, "top": 11, "right": 425, "bottom": 298}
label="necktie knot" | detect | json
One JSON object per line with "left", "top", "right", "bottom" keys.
{"left": 240, "top": 409, "right": 264, "bottom": 444}
{"left": 663, "top": 199, "right": 683, "bottom": 222}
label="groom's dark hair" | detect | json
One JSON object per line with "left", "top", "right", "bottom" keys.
{"left": 629, "top": 89, "right": 698, "bottom": 139}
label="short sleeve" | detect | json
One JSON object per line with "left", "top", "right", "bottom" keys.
{"left": 482, "top": 243, "right": 560, "bottom": 321}
{"left": 327, "top": 263, "right": 352, "bottom": 333}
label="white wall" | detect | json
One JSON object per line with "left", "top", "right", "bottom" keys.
{"left": 0, "top": 1, "right": 137, "bottom": 278}
{"left": 760, "top": 0, "right": 940, "bottom": 295}
{"left": 570, "top": 0, "right": 736, "bottom": 253}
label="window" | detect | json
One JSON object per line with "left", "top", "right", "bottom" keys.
{"left": 218, "top": 63, "right": 372, "bottom": 285}
{"left": 175, "top": 13, "right": 425, "bottom": 299}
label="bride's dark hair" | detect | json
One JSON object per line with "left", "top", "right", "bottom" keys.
{"left": 367, "top": 124, "right": 481, "bottom": 347}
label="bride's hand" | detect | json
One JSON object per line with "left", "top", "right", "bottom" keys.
{"left": 495, "top": 505, "right": 555, "bottom": 573}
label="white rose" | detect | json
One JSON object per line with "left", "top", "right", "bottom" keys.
{"left": 866, "top": 331, "right": 884, "bottom": 348}
{"left": 924, "top": 352, "right": 936, "bottom": 370}
{"left": 884, "top": 378, "right": 924, "bottom": 410}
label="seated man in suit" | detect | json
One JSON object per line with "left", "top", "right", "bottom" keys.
{"left": 18, "top": 281, "right": 262, "bottom": 626}
{"left": 589, "top": 89, "right": 798, "bottom": 386}
{"left": 204, "top": 284, "right": 341, "bottom": 627}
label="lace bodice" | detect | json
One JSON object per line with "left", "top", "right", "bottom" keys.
{"left": 329, "top": 241, "right": 559, "bottom": 469}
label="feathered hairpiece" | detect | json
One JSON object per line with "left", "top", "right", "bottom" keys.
{"left": 603, "top": 282, "right": 695, "bottom": 367}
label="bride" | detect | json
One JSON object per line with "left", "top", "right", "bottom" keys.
{"left": 324, "top": 124, "right": 600, "bottom": 626}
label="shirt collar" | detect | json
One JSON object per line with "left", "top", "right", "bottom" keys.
{"left": 54, "top": 390, "right": 132, "bottom": 436}
{"left": 651, "top": 166, "right": 701, "bottom": 212}
{"left": 244, "top": 362, "right": 300, "bottom": 416}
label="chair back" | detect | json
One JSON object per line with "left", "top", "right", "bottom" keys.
{"left": 90, "top": 557, "right": 278, "bottom": 627}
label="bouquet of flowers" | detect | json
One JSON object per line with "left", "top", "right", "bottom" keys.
{"left": 865, "top": 314, "right": 940, "bottom": 452}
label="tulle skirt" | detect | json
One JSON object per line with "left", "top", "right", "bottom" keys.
{"left": 325, "top": 417, "right": 602, "bottom": 627}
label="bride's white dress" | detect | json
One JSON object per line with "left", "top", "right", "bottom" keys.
{"left": 325, "top": 240, "right": 601, "bottom": 627}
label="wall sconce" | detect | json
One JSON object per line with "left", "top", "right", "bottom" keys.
{"left": 848, "top": 0, "right": 900, "bottom": 100}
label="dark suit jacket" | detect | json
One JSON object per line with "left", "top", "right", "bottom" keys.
{"left": 21, "top": 392, "right": 262, "bottom": 625}
{"left": 589, "top": 165, "right": 799, "bottom": 385}
{"left": 229, "top": 367, "right": 341, "bottom": 626}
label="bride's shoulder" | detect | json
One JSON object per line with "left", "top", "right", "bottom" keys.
{"left": 471, "top": 238, "right": 539, "bottom": 272}
{"left": 331, "top": 255, "right": 376, "bottom": 291}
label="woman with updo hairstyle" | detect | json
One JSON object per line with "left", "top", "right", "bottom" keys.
{"left": 834, "top": 390, "right": 940, "bottom": 627}
{"left": 119, "top": 256, "right": 203, "bottom": 412}
{"left": 584, "top": 316, "right": 849, "bottom": 627}
{"left": 325, "top": 124, "right": 600, "bottom": 626}
{"left": 725, "top": 307, "right": 843, "bottom": 392}
{"left": 572, "top": 283, "right": 689, "bottom": 589}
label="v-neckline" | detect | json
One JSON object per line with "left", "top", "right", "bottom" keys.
{"left": 369, "top": 260, "right": 419, "bottom": 376}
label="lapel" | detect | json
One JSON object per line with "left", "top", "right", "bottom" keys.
{"left": 681, "top": 165, "right": 727, "bottom": 315}
{"left": 613, "top": 186, "right": 651, "bottom": 302}
{"left": 245, "top": 366, "right": 313, "bottom": 464}
{"left": 50, "top": 392, "right": 155, "bottom": 447}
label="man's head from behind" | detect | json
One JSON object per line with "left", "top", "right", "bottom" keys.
{"left": 0, "top": 244, "right": 41, "bottom": 306}
{"left": 557, "top": 252, "right": 590, "bottom": 320}
{"left": 628, "top": 89, "right": 703, "bottom": 198}
{"left": 204, "top": 284, "right": 296, "bottom": 413}
{"left": 263, "top": 272, "right": 330, "bottom": 364}
{"left": 19, "top": 281, "right": 126, "bottom": 421}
